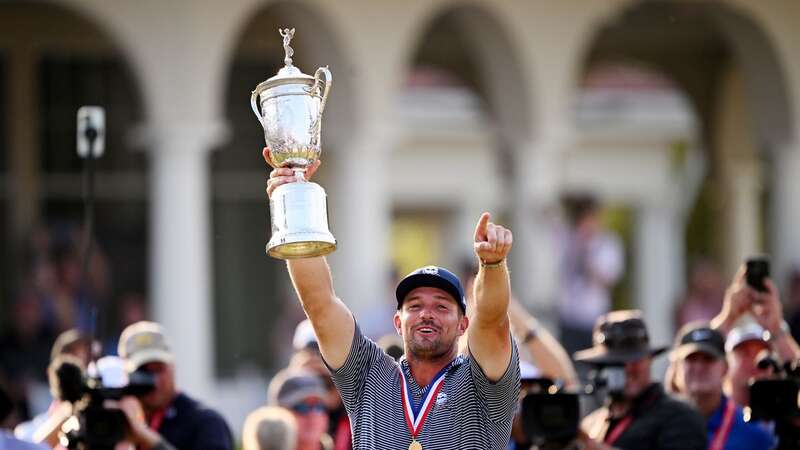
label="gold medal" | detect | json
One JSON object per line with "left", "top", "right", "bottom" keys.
{"left": 409, "top": 440, "right": 423, "bottom": 450}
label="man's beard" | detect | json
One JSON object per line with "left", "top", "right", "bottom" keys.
{"left": 406, "top": 329, "right": 455, "bottom": 361}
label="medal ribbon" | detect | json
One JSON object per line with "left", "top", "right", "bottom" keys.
{"left": 709, "top": 398, "right": 736, "bottom": 450}
{"left": 399, "top": 362, "right": 451, "bottom": 442}
{"left": 604, "top": 415, "right": 633, "bottom": 445}
{"left": 148, "top": 408, "right": 166, "bottom": 432}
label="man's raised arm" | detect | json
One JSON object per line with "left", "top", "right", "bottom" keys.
{"left": 468, "top": 212, "right": 513, "bottom": 381}
{"left": 265, "top": 148, "right": 354, "bottom": 369}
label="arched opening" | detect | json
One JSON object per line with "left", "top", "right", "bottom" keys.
{"left": 214, "top": 1, "right": 355, "bottom": 376}
{"left": 390, "top": 4, "right": 532, "bottom": 294}
{"left": 0, "top": 1, "right": 146, "bottom": 421}
{"left": 573, "top": 1, "right": 793, "bottom": 342}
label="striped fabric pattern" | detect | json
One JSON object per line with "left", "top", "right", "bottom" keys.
{"left": 330, "top": 324, "right": 520, "bottom": 450}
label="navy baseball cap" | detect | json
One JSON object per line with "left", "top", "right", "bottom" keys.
{"left": 395, "top": 266, "right": 467, "bottom": 313}
{"left": 672, "top": 322, "right": 726, "bottom": 360}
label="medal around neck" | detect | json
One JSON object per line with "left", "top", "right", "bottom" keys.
{"left": 251, "top": 27, "right": 336, "bottom": 259}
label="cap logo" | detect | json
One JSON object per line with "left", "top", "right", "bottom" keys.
{"left": 690, "top": 329, "right": 711, "bottom": 341}
{"left": 135, "top": 333, "right": 154, "bottom": 347}
{"left": 421, "top": 266, "right": 439, "bottom": 275}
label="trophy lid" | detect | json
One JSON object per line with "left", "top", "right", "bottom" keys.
{"left": 261, "top": 28, "right": 315, "bottom": 88}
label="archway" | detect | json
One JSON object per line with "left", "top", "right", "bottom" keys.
{"left": 390, "top": 3, "right": 533, "bottom": 283}
{"left": 574, "top": 0, "right": 793, "bottom": 345}
{"left": 214, "top": 1, "right": 356, "bottom": 376}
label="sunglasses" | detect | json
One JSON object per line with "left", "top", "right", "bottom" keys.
{"left": 291, "top": 402, "right": 327, "bottom": 415}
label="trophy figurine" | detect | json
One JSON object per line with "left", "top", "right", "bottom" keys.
{"left": 251, "top": 28, "right": 335, "bottom": 259}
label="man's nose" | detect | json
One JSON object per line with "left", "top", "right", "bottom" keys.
{"left": 419, "top": 306, "right": 434, "bottom": 319}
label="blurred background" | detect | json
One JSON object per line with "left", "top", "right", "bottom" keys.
{"left": 1, "top": 0, "right": 799, "bottom": 438}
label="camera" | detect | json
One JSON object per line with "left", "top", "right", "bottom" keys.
{"left": 52, "top": 355, "right": 155, "bottom": 450}
{"left": 519, "top": 378, "right": 581, "bottom": 450}
{"left": 518, "top": 367, "right": 628, "bottom": 449}
{"left": 744, "top": 358, "right": 799, "bottom": 450}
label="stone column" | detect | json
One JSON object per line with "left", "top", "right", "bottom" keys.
{"left": 510, "top": 142, "right": 562, "bottom": 327}
{"left": 147, "top": 122, "right": 226, "bottom": 401}
{"left": 635, "top": 204, "right": 684, "bottom": 356}
{"left": 726, "top": 158, "right": 763, "bottom": 268}
{"left": 770, "top": 144, "right": 800, "bottom": 286}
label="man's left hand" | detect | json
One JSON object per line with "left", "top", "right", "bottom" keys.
{"left": 473, "top": 212, "right": 512, "bottom": 264}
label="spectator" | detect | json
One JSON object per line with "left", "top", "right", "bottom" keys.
{"left": 460, "top": 264, "right": 577, "bottom": 389}
{"left": 558, "top": 194, "right": 624, "bottom": 356}
{"left": 0, "top": 383, "right": 49, "bottom": 450}
{"left": 575, "top": 310, "right": 706, "bottom": 450}
{"left": 116, "top": 321, "right": 234, "bottom": 450}
{"left": 710, "top": 264, "right": 800, "bottom": 406}
{"left": 672, "top": 322, "right": 774, "bottom": 450}
{"left": 710, "top": 265, "right": 799, "bottom": 363}
{"left": 785, "top": 267, "right": 800, "bottom": 344}
{"left": 723, "top": 323, "right": 774, "bottom": 407}
{"left": 508, "top": 297, "right": 578, "bottom": 389}
{"left": 288, "top": 320, "right": 350, "bottom": 450}
{"left": 0, "top": 286, "right": 55, "bottom": 423}
{"left": 268, "top": 370, "right": 332, "bottom": 450}
{"left": 242, "top": 406, "right": 297, "bottom": 450}
{"left": 14, "top": 328, "right": 91, "bottom": 446}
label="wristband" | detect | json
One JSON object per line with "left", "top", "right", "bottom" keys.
{"left": 767, "top": 320, "right": 790, "bottom": 341}
{"left": 480, "top": 259, "right": 506, "bottom": 269}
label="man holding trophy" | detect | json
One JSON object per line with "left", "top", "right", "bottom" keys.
{"left": 255, "top": 29, "right": 520, "bottom": 450}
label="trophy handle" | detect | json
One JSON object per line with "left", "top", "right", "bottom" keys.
{"left": 312, "top": 66, "right": 332, "bottom": 115}
{"left": 308, "top": 67, "right": 332, "bottom": 136}
{"left": 250, "top": 82, "right": 268, "bottom": 123}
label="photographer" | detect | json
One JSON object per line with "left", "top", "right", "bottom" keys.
{"left": 116, "top": 321, "right": 233, "bottom": 450}
{"left": 671, "top": 322, "right": 775, "bottom": 450}
{"left": 15, "top": 329, "right": 91, "bottom": 447}
{"left": 574, "top": 311, "right": 706, "bottom": 450}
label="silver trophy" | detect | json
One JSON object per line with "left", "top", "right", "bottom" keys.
{"left": 251, "top": 28, "right": 335, "bottom": 259}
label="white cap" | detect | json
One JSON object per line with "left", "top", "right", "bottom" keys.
{"left": 292, "top": 319, "right": 318, "bottom": 351}
{"left": 520, "top": 361, "right": 541, "bottom": 380}
{"left": 725, "top": 322, "right": 769, "bottom": 353}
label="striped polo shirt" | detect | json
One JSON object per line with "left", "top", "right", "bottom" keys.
{"left": 330, "top": 323, "right": 520, "bottom": 450}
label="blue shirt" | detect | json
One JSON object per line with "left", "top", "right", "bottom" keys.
{"left": 0, "top": 431, "right": 50, "bottom": 450}
{"left": 706, "top": 395, "right": 775, "bottom": 450}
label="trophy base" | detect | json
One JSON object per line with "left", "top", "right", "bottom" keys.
{"left": 267, "top": 181, "right": 336, "bottom": 260}
{"left": 267, "top": 236, "right": 336, "bottom": 259}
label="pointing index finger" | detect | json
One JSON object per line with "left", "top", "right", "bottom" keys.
{"left": 474, "top": 212, "right": 491, "bottom": 241}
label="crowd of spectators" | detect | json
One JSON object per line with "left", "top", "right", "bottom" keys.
{"left": 0, "top": 224, "right": 145, "bottom": 425}
{"left": 2, "top": 217, "right": 800, "bottom": 449}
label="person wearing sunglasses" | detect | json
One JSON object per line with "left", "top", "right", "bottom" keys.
{"left": 268, "top": 369, "right": 333, "bottom": 450}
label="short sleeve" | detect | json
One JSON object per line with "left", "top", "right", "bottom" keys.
{"left": 469, "top": 336, "right": 521, "bottom": 424}
{"left": 327, "top": 322, "right": 396, "bottom": 417}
